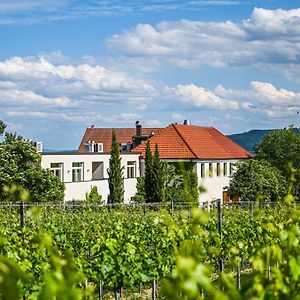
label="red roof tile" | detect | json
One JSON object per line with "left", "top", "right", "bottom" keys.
{"left": 132, "top": 124, "right": 253, "bottom": 159}
{"left": 78, "top": 127, "right": 162, "bottom": 152}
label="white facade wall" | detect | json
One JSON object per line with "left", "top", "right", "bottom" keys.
{"left": 195, "top": 159, "right": 240, "bottom": 203}
{"left": 41, "top": 153, "right": 140, "bottom": 202}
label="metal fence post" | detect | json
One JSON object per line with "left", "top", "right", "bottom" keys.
{"left": 217, "top": 199, "right": 224, "bottom": 272}
{"left": 152, "top": 279, "right": 157, "bottom": 300}
{"left": 20, "top": 201, "right": 25, "bottom": 228}
{"left": 250, "top": 201, "right": 253, "bottom": 222}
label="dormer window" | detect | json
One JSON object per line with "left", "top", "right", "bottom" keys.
{"left": 84, "top": 142, "right": 103, "bottom": 153}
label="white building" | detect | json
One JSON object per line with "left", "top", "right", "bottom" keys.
{"left": 41, "top": 152, "right": 140, "bottom": 202}
{"left": 41, "top": 121, "right": 252, "bottom": 203}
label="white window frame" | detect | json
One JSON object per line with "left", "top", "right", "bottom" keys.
{"left": 216, "top": 163, "right": 221, "bottom": 177}
{"left": 72, "top": 162, "right": 84, "bottom": 182}
{"left": 209, "top": 163, "right": 213, "bottom": 177}
{"left": 200, "top": 163, "right": 205, "bottom": 178}
{"left": 127, "top": 161, "right": 136, "bottom": 178}
{"left": 223, "top": 163, "right": 228, "bottom": 176}
{"left": 50, "top": 163, "right": 63, "bottom": 181}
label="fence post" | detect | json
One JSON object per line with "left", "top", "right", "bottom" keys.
{"left": 236, "top": 260, "right": 241, "bottom": 290}
{"left": 114, "top": 287, "right": 120, "bottom": 300}
{"left": 20, "top": 201, "right": 25, "bottom": 228}
{"left": 99, "top": 281, "right": 104, "bottom": 300}
{"left": 217, "top": 199, "right": 224, "bottom": 272}
{"left": 171, "top": 200, "right": 174, "bottom": 216}
{"left": 152, "top": 279, "right": 157, "bottom": 300}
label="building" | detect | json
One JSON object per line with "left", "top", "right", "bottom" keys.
{"left": 41, "top": 121, "right": 252, "bottom": 203}
{"left": 131, "top": 123, "right": 252, "bottom": 203}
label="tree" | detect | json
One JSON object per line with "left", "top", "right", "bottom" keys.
{"left": 107, "top": 130, "right": 124, "bottom": 204}
{"left": 85, "top": 186, "right": 102, "bottom": 203}
{"left": 255, "top": 126, "right": 300, "bottom": 197}
{"left": 153, "top": 143, "right": 165, "bottom": 202}
{"left": 0, "top": 121, "right": 64, "bottom": 202}
{"left": 228, "top": 160, "right": 286, "bottom": 202}
{"left": 144, "top": 140, "right": 155, "bottom": 203}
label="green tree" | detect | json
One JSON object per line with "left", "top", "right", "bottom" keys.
{"left": 131, "top": 177, "right": 146, "bottom": 203}
{"left": 0, "top": 121, "right": 64, "bottom": 202}
{"left": 144, "top": 140, "right": 155, "bottom": 203}
{"left": 107, "top": 130, "right": 124, "bottom": 204}
{"left": 85, "top": 186, "right": 102, "bottom": 203}
{"left": 153, "top": 143, "right": 165, "bottom": 202}
{"left": 255, "top": 126, "right": 300, "bottom": 197}
{"left": 228, "top": 159, "right": 286, "bottom": 202}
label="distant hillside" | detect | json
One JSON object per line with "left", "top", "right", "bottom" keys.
{"left": 227, "top": 129, "right": 276, "bottom": 153}
{"left": 228, "top": 128, "right": 300, "bottom": 153}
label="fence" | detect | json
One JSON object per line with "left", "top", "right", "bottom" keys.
{"left": 0, "top": 199, "right": 296, "bottom": 299}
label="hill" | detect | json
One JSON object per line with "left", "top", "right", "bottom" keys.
{"left": 228, "top": 128, "right": 300, "bottom": 153}
{"left": 227, "top": 129, "right": 276, "bottom": 153}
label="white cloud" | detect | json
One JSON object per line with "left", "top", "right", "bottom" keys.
{"left": 0, "top": 56, "right": 156, "bottom": 107}
{"left": 0, "top": 89, "right": 75, "bottom": 107}
{"left": 215, "top": 81, "right": 300, "bottom": 118}
{"left": 107, "top": 7, "right": 300, "bottom": 71}
{"left": 172, "top": 84, "right": 239, "bottom": 109}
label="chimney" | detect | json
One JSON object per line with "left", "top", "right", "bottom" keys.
{"left": 136, "top": 120, "right": 142, "bottom": 136}
{"left": 183, "top": 119, "right": 191, "bottom": 125}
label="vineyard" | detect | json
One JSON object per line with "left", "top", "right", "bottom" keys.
{"left": 0, "top": 201, "right": 299, "bottom": 299}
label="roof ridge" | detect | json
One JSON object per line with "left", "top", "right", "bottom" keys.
{"left": 172, "top": 124, "right": 197, "bottom": 158}
{"left": 208, "top": 127, "right": 242, "bottom": 157}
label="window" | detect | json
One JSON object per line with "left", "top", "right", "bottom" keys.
{"left": 72, "top": 162, "right": 84, "bottom": 182}
{"left": 50, "top": 163, "right": 63, "bottom": 181}
{"left": 216, "top": 163, "right": 221, "bottom": 177}
{"left": 223, "top": 163, "right": 228, "bottom": 176}
{"left": 127, "top": 161, "right": 136, "bottom": 178}
{"left": 92, "top": 162, "right": 104, "bottom": 180}
{"left": 84, "top": 143, "right": 103, "bottom": 153}
{"left": 209, "top": 163, "right": 213, "bottom": 177}
{"left": 229, "top": 163, "right": 234, "bottom": 176}
{"left": 200, "top": 163, "right": 205, "bottom": 178}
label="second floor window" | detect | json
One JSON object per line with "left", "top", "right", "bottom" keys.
{"left": 127, "top": 161, "right": 136, "bottom": 178}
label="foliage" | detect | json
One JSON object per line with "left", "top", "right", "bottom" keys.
{"left": 144, "top": 140, "right": 155, "bottom": 203}
{"left": 0, "top": 120, "right": 6, "bottom": 135}
{"left": 131, "top": 176, "right": 146, "bottom": 203}
{"left": 228, "top": 159, "right": 286, "bottom": 202}
{"left": 107, "top": 130, "right": 124, "bottom": 204}
{"left": 85, "top": 186, "right": 102, "bottom": 203}
{"left": 0, "top": 121, "right": 64, "bottom": 202}
{"left": 255, "top": 126, "right": 300, "bottom": 197}
{"left": 164, "top": 163, "right": 199, "bottom": 204}
{"left": 153, "top": 143, "right": 165, "bottom": 202}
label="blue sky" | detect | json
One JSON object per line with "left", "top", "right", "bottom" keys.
{"left": 1, "top": 0, "right": 300, "bottom": 149}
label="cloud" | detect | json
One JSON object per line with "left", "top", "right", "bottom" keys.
{"left": 0, "top": 89, "right": 75, "bottom": 107}
{"left": 172, "top": 84, "right": 239, "bottom": 109}
{"left": 215, "top": 81, "right": 300, "bottom": 118}
{"left": 107, "top": 7, "right": 300, "bottom": 71}
{"left": 0, "top": 56, "right": 156, "bottom": 107}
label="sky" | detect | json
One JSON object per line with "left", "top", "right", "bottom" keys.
{"left": 1, "top": 0, "right": 300, "bottom": 149}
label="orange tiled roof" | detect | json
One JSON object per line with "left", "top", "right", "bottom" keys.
{"left": 132, "top": 124, "right": 253, "bottom": 159}
{"left": 78, "top": 127, "right": 162, "bottom": 152}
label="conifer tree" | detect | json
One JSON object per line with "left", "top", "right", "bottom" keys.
{"left": 107, "top": 130, "right": 124, "bottom": 204}
{"left": 144, "top": 140, "right": 155, "bottom": 203}
{"left": 153, "top": 143, "right": 165, "bottom": 202}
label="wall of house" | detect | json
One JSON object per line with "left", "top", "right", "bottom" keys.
{"left": 41, "top": 153, "right": 140, "bottom": 202}
{"left": 195, "top": 159, "right": 240, "bottom": 203}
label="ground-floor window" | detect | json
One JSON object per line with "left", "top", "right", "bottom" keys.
{"left": 72, "top": 162, "right": 84, "bottom": 182}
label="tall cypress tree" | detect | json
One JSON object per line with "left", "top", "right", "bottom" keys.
{"left": 145, "top": 140, "right": 154, "bottom": 203}
{"left": 153, "top": 143, "right": 165, "bottom": 202}
{"left": 107, "top": 130, "right": 124, "bottom": 204}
